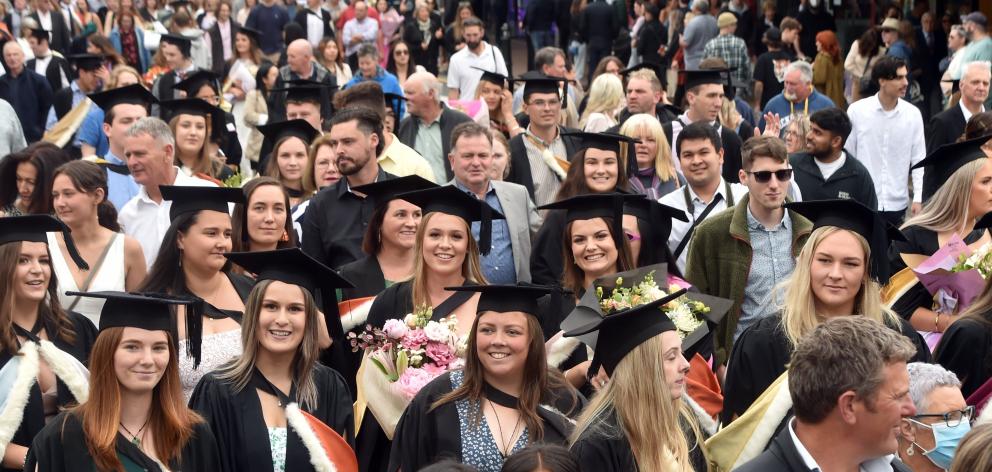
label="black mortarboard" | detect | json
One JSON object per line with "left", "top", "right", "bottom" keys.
{"left": 350, "top": 175, "right": 437, "bottom": 209}
{"left": 561, "top": 131, "right": 640, "bottom": 175}
{"left": 384, "top": 92, "right": 406, "bottom": 120}
{"left": 682, "top": 68, "right": 730, "bottom": 90}
{"left": 158, "top": 98, "right": 226, "bottom": 140}
{"left": 237, "top": 26, "right": 262, "bottom": 44}
{"left": 472, "top": 66, "right": 510, "bottom": 88}
{"left": 620, "top": 62, "right": 668, "bottom": 89}
{"left": 173, "top": 69, "right": 221, "bottom": 96}
{"left": 516, "top": 71, "right": 569, "bottom": 108}
{"left": 159, "top": 185, "right": 244, "bottom": 222}
{"left": 0, "top": 215, "right": 88, "bottom": 270}
{"left": 168, "top": 0, "right": 191, "bottom": 8}
{"left": 258, "top": 119, "right": 321, "bottom": 164}
{"left": 784, "top": 199, "right": 906, "bottom": 285}
{"left": 270, "top": 79, "right": 334, "bottom": 104}
{"left": 943, "top": 78, "right": 961, "bottom": 95}
{"left": 624, "top": 198, "right": 688, "bottom": 247}
{"left": 224, "top": 248, "right": 354, "bottom": 297}
{"left": 395, "top": 185, "right": 506, "bottom": 255}
{"left": 914, "top": 136, "right": 990, "bottom": 202}
{"left": 445, "top": 284, "right": 554, "bottom": 317}
{"left": 66, "top": 290, "right": 205, "bottom": 366}
{"left": 88, "top": 84, "right": 158, "bottom": 111}
{"left": 28, "top": 28, "right": 49, "bottom": 42}
{"left": 539, "top": 193, "right": 643, "bottom": 251}
{"left": 67, "top": 53, "right": 104, "bottom": 71}
{"left": 160, "top": 33, "right": 192, "bottom": 56}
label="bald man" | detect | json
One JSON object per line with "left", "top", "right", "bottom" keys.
{"left": 0, "top": 41, "right": 53, "bottom": 142}
{"left": 271, "top": 38, "right": 338, "bottom": 124}
{"left": 396, "top": 71, "right": 473, "bottom": 181}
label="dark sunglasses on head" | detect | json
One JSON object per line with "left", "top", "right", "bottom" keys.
{"left": 744, "top": 168, "right": 793, "bottom": 183}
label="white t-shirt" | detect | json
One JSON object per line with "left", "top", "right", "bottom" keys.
{"left": 814, "top": 153, "right": 845, "bottom": 181}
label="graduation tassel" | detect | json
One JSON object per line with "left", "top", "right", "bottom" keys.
{"left": 610, "top": 195, "right": 625, "bottom": 251}
{"left": 479, "top": 202, "right": 493, "bottom": 256}
{"left": 183, "top": 296, "right": 205, "bottom": 368}
{"left": 60, "top": 226, "right": 90, "bottom": 271}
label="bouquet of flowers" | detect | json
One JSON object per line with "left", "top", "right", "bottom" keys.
{"left": 913, "top": 233, "right": 988, "bottom": 315}
{"left": 596, "top": 269, "right": 713, "bottom": 341}
{"left": 350, "top": 306, "right": 465, "bottom": 438}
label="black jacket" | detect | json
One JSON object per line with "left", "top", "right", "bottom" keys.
{"left": 637, "top": 19, "right": 665, "bottom": 65}
{"left": 26, "top": 55, "right": 70, "bottom": 94}
{"left": 925, "top": 103, "right": 966, "bottom": 155}
{"left": 402, "top": 15, "right": 442, "bottom": 75}
{"left": 790, "top": 151, "right": 878, "bottom": 210}
{"left": 736, "top": 424, "right": 913, "bottom": 472}
{"left": 577, "top": 0, "right": 619, "bottom": 50}
{"left": 207, "top": 20, "right": 238, "bottom": 76}
{"left": 396, "top": 103, "right": 473, "bottom": 181}
{"left": 506, "top": 126, "right": 583, "bottom": 201}
{"left": 28, "top": 11, "right": 71, "bottom": 54}
{"left": 293, "top": 8, "right": 334, "bottom": 44}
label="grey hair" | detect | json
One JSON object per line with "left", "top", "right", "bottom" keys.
{"left": 907, "top": 362, "right": 962, "bottom": 413}
{"left": 357, "top": 43, "right": 379, "bottom": 59}
{"left": 691, "top": 0, "right": 708, "bottom": 12}
{"left": 963, "top": 61, "right": 992, "bottom": 79}
{"left": 124, "top": 117, "right": 175, "bottom": 148}
{"left": 785, "top": 61, "right": 813, "bottom": 84}
{"left": 408, "top": 71, "right": 441, "bottom": 104}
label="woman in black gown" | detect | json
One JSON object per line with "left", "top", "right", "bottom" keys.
{"left": 0, "top": 216, "right": 96, "bottom": 472}
{"left": 390, "top": 284, "right": 584, "bottom": 471}
{"left": 190, "top": 248, "right": 356, "bottom": 472}
{"left": 723, "top": 200, "right": 932, "bottom": 425}
{"left": 935, "top": 271, "right": 992, "bottom": 398}
{"left": 28, "top": 292, "right": 220, "bottom": 472}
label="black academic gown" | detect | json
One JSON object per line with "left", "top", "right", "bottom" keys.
{"left": 529, "top": 209, "right": 568, "bottom": 286}
{"left": 339, "top": 255, "right": 387, "bottom": 301}
{"left": 934, "top": 316, "right": 992, "bottom": 398}
{"left": 569, "top": 411, "right": 707, "bottom": 472}
{"left": 27, "top": 410, "right": 221, "bottom": 472}
{"left": 721, "top": 313, "right": 931, "bottom": 425}
{"left": 1, "top": 313, "right": 97, "bottom": 472}
{"left": 188, "top": 365, "right": 355, "bottom": 472}
{"left": 388, "top": 371, "right": 584, "bottom": 472}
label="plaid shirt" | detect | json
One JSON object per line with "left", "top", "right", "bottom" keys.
{"left": 702, "top": 34, "right": 752, "bottom": 90}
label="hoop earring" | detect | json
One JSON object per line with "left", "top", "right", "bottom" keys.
{"left": 905, "top": 444, "right": 915, "bottom": 456}
{"left": 280, "top": 230, "right": 290, "bottom": 242}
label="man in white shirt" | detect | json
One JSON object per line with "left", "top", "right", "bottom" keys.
{"left": 846, "top": 55, "right": 927, "bottom": 227}
{"left": 446, "top": 16, "right": 508, "bottom": 101}
{"left": 341, "top": 0, "right": 377, "bottom": 68}
{"left": 737, "top": 317, "right": 918, "bottom": 472}
{"left": 118, "top": 117, "right": 217, "bottom": 267}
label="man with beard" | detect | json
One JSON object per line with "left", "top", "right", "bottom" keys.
{"left": 446, "top": 16, "right": 508, "bottom": 101}
{"left": 301, "top": 107, "right": 395, "bottom": 269}
{"left": 759, "top": 60, "right": 835, "bottom": 132}
{"left": 789, "top": 108, "right": 877, "bottom": 209}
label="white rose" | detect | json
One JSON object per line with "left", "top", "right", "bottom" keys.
{"left": 423, "top": 320, "right": 451, "bottom": 342}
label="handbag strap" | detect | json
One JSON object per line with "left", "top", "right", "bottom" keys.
{"left": 66, "top": 233, "right": 119, "bottom": 312}
{"left": 674, "top": 192, "right": 725, "bottom": 260}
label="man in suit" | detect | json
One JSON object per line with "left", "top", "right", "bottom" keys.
{"left": 28, "top": 0, "right": 71, "bottom": 54}
{"left": 926, "top": 60, "right": 990, "bottom": 154}
{"left": 0, "top": 40, "right": 53, "bottom": 143}
{"left": 736, "top": 317, "right": 917, "bottom": 472}
{"left": 294, "top": 0, "right": 334, "bottom": 50}
{"left": 25, "top": 27, "right": 69, "bottom": 93}
{"left": 448, "top": 121, "right": 542, "bottom": 284}
{"left": 397, "top": 70, "right": 472, "bottom": 182}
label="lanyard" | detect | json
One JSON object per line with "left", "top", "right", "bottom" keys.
{"left": 790, "top": 96, "right": 810, "bottom": 117}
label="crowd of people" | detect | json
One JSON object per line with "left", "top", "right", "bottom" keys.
{"left": 3, "top": 0, "right": 992, "bottom": 471}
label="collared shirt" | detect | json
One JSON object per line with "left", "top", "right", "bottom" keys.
{"left": 702, "top": 33, "right": 752, "bottom": 89}
{"left": 300, "top": 167, "right": 391, "bottom": 269}
{"left": 37, "top": 10, "right": 52, "bottom": 35}
{"left": 521, "top": 127, "right": 567, "bottom": 207}
{"left": 379, "top": 132, "right": 438, "bottom": 183}
{"left": 659, "top": 179, "right": 749, "bottom": 273}
{"left": 103, "top": 150, "right": 140, "bottom": 211}
{"left": 305, "top": 8, "right": 325, "bottom": 47}
{"left": 960, "top": 99, "right": 985, "bottom": 123}
{"left": 218, "top": 19, "right": 233, "bottom": 61}
{"left": 342, "top": 16, "right": 378, "bottom": 56}
{"left": 788, "top": 419, "right": 899, "bottom": 472}
{"left": 118, "top": 168, "right": 218, "bottom": 268}
{"left": 413, "top": 116, "right": 444, "bottom": 180}
{"left": 454, "top": 180, "right": 516, "bottom": 284}
{"left": 46, "top": 80, "right": 84, "bottom": 130}
{"left": 446, "top": 42, "right": 508, "bottom": 99}
{"left": 845, "top": 93, "right": 926, "bottom": 211}
{"left": 739, "top": 207, "right": 795, "bottom": 339}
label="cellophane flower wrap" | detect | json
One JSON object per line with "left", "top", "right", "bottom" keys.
{"left": 913, "top": 233, "right": 988, "bottom": 315}
{"left": 349, "top": 305, "right": 465, "bottom": 401}
{"left": 596, "top": 270, "right": 711, "bottom": 340}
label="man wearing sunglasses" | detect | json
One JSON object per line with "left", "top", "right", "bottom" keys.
{"left": 897, "top": 362, "right": 971, "bottom": 471}
{"left": 684, "top": 132, "right": 812, "bottom": 368}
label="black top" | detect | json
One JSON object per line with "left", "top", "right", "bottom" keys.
{"left": 722, "top": 313, "right": 931, "bottom": 425}
{"left": 569, "top": 410, "right": 707, "bottom": 472}
{"left": 529, "top": 208, "right": 568, "bottom": 286}
{"left": 338, "top": 254, "right": 387, "bottom": 301}
{"left": 301, "top": 169, "right": 395, "bottom": 269}
{"left": 188, "top": 365, "right": 354, "bottom": 472}
{"left": 752, "top": 49, "right": 794, "bottom": 109}
{"left": 934, "top": 316, "right": 992, "bottom": 398}
{"left": 913, "top": 137, "right": 990, "bottom": 203}
{"left": 27, "top": 410, "right": 221, "bottom": 472}
{"left": 1, "top": 312, "right": 97, "bottom": 472}
{"left": 789, "top": 151, "right": 878, "bottom": 211}
{"left": 224, "top": 248, "right": 353, "bottom": 298}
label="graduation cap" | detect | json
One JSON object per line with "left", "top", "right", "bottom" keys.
{"left": 237, "top": 26, "right": 262, "bottom": 44}
{"left": 67, "top": 53, "right": 104, "bottom": 71}
{"left": 682, "top": 68, "right": 730, "bottom": 90}
{"left": 258, "top": 119, "right": 321, "bottom": 164}
{"left": 350, "top": 175, "right": 437, "bottom": 209}
{"left": 27, "top": 27, "right": 50, "bottom": 42}
{"left": 539, "top": 192, "right": 643, "bottom": 252}
{"left": 159, "top": 185, "right": 244, "bottom": 222}
{"left": 168, "top": 0, "right": 191, "bottom": 9}
{"left": 445, "top": 284, "right": 555, "bottom": 318}
{"left": 88, "top": 84, "right": 158, "bottom": 111}
{"left": 384, "top": 92, "right": 406, "bottom": 120}
{"left": 943, "top": 78, "right": 961, "bottom": 95}
{"left": 270, "top": 79, "right": 335, "bottom": 105}
{"left": 784, "top": 199, "right": 906, "bottom": 285}
{"left": 913, "top": 136, "right": 990, "bottom": 202}
{"left": 472, "top": 66, "right": 510, "bottom": 89}
{"left": 224, "top": 248, "right": 354, "bottom": 297}
{"left": 516, "top": 72, "right": 569, "bottom": 108}
{"left": 561, "top": 131, "right": 641, "bottom": 176}
{"left": 158, "top": 98, "right": 226, "bottom": 140}
{"left": 394, "top": 185, "right": 506, "bottom": 255}
{"left": 0, "top": 215, "right": 88, "bottom": 270}
{"left": 65, "top": 290, "right": 205, "bottom": 366}
{"left": 173, "top": 69, "right": 222, "bottom": 96}
{"left": 160, "top": 33, "right": 192, "bottom": 57}
{"left": 624, "top": 198, "right": 688, "bottom": 249}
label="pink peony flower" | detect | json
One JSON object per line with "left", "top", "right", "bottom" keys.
{"left": 425, "top": 341, "right": 456, "bottom": 366}
{"left": 421, "top": 363, "right": 448, "bottom": 376}
{"left": 395, "top": 367, "right": 434, "bottom": 399}
{"left": 401, "top": 329, "right": 429, "bottom": 350}
{"left": 382, "top": 319, "right": 409, "bottom": 339}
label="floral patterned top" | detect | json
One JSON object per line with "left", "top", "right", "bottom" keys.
{"left": 267, "top": 427, "right": 287, "bottom": 472}
{"left": 451, "top": 370, "right": 528, "bottom": 472}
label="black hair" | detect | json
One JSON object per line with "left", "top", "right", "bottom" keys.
{"left": 418, "top": 460, "right": 478, "bottom": 471}
{"left": 501, "top": 444, "right": 581, "bottom": 472}
{"left": 138, "top": 211, "right": 233, "bottom": 296}
{"left": 675, "top": 121, "right": 722, "bottom": 157}
{"left": 255, "top": 61, "right": 276, "bottom": 96}
{"left": 872, "top": 55, "right": 907, "bottom": 84}
{"left": 0, "top": 143, "right": 71, "bottom": 215}
{"left": 809, "top": 107, "right": 852, "bottom": 146}
{"left": 330, "top": 107, "right": 386, "bottom": 155}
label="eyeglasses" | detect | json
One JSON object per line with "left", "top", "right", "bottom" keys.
{"left": 395, "top": 49, "right": 409, "bottom": 56}
{"left": 744, "top": 169, "right": 793, "bottom": 183}
{"left": 529, "top": 99, "right": 561, "bottom": 109}
{"left": 625, "top": 232, "right": 641, "bottom": 242}
{"left": 910, "top": 406, "right": 975, "bottom": 428}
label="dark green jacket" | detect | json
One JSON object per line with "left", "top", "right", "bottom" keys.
{"left": 684, "top": 194, "right": 812, "bottom": 366}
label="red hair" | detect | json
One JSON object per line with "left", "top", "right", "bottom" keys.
{"left": 816, "top": 30, "right": 841, "bottom": 62}
{"left": 74, "top": 328, "right": 203, "bottom": 472}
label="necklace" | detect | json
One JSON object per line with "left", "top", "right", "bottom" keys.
{"left": 487, "top": 398, "right": 521, "bottom": 457}
{"left": 119, "top": 417, "right": 150, "bottom": 447}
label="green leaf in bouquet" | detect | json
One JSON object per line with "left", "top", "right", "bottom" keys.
{"left": 396, "top": 350, "right": 409, "bottom": 377}
{"left": 369, "top": 357, "right": 395, "bottom": 380}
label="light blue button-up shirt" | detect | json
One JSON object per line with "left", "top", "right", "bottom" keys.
{"left": 737, "top": 208, "right": 795, "bottom": 339}
{"left": 104, "top": 151, "right": 140, "bottom": 210}
{"left": 455, "top": 180, "right": 516, "bottom": 284}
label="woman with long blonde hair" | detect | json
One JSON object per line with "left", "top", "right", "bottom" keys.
{"left": 163, "top": 98, "right": 233, "bottom": 182}
{"left": 619, "top": 113, "right": 682, "bottom": 200}
{"left": 580, "top": 73, "right": 625, "bottom": 133}
{"left": 723, "top": 200, "right": 931, "bottom": 424}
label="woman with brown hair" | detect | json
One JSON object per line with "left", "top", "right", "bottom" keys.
{"left": 0, "top": 215, "right": 96, "bottom": 472}
{"left": 231, "top": 177, "right": 298, "bottom": 254}
{"left": 85, "top": 32, "right": 126, "bottom": 68}
{"left": 27, "top": 292, "right": 221, "bottom": 471}
{"left": 258, "top": 120, "right": 321, "bottom": 207}
{"left": 162, "top": 98, "right": 234, "bottom": 183}
{"left": 317, "top": 37, "right": 352, "bottom": 85}
{"left": 0, "top": 143, "right": 69, "bottom": 216}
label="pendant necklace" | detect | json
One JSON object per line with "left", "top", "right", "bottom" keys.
{"left": 120, "top": 417, "right": 150, "bottom": 447}
{"left": 488, "top": 398, "right": 521, "bottom": 457}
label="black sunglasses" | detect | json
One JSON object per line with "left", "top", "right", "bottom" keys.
{"left": 744, "top": 168, "right": 793, "bottom": 183}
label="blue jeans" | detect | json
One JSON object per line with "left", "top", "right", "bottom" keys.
{"left": 529, "top": 30, "right": 555, "bottom": 53}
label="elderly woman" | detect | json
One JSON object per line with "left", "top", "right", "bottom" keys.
{"left": 898, "top": 362, "right": 972, "bottom": 472}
